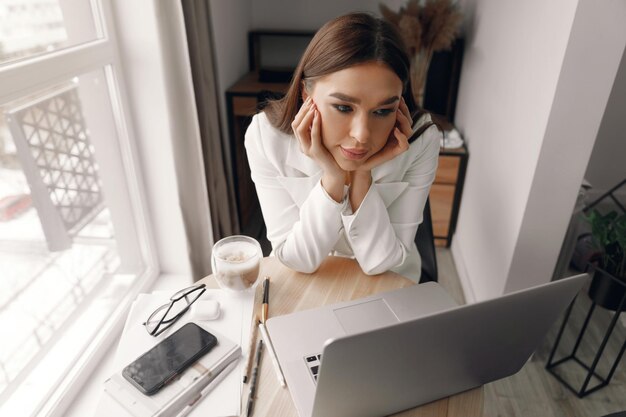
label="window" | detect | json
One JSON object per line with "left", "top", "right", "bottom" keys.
{"left": 0, "top": 0, "right": 101, "bottom": 65}
{"left": 0, "top": 1, "right": 157, "bottom": 415}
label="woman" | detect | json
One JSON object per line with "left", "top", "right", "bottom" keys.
{"left": 245, "top": 12, "right": 441, "bottom": 283}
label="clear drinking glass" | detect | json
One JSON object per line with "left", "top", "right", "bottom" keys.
{"left": 211, "top": 235, "right": 262, "bottom": 292}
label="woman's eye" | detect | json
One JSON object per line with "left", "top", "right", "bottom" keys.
{"left": 374, "top": 108, "right": 394, "bottom": 117}
{"left": 333, "top": 104, "right": 352, "bottom": 113}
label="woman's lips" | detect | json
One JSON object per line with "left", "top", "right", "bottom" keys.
{"left": 340, "top": 147, "right": 368, "bottom": 160}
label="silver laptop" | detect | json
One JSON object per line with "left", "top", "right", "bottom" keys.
{"left": 266, "top": 274, "right": 588, "bottom": 417}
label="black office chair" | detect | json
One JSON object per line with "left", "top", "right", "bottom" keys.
{"left": 415, "top": 197, "right": 438, "bottom": 283}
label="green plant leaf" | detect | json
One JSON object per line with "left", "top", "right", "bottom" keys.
{"left": 584, "top": 208, "right": 626, "bottom": 277}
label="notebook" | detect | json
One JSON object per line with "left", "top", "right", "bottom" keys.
{"left": 103, "top": 326, "right": 240, "bottom": 417}
{"left": 96, "top": 289, "right": 256, "bottom": 417}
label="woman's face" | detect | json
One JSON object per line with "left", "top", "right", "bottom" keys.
{"left": 303, "top": 62, "right": 404, "bottom": 171}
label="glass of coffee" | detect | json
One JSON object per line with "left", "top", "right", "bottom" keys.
{"left": 211, "top": 235, "right": 262, "bottom": 292}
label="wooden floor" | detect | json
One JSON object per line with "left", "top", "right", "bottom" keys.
{"left": 435, "top": 248, "right": 626, "bottom": 417}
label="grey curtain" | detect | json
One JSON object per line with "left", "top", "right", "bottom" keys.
{"left": 181, "top": 0, "right": 239, "bottom": 273}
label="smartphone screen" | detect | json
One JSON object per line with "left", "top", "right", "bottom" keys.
{"left": 122, "top": 322, "right": 217, "bottom": 395}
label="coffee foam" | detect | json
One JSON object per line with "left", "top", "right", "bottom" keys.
{"left": 213, "top": 241, "right": 260, "bottom": 291}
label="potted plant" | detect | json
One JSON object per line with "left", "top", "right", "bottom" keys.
{"left": 585, "top": 208, "right": 626, "bottom": 311}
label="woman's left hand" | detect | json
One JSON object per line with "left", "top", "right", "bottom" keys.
{"left": 357, "top": 97, "right": 413, "bottom": 172}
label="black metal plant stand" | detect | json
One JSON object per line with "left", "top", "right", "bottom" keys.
{"left": 546, "top": 178, "right": 626, "bottom": 397}
{"left": 545, "top": 273, "right": 626, "bottom": 397}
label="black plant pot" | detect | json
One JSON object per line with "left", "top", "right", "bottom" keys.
{"left": 587, "top": 267, "right": 626, "bottom": 311}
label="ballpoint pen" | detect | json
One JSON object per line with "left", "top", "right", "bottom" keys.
{"left": 257, "top": 276, "right": 286, "bottom": 387}
{"left": 245, "top": 339, "right": 263, "bottom": 417}
{"left": 175, "top": 359, "right": 239, "bottom": 417}
{"left": 259, "top": 277, "right": 287, "bottom": 388}
{"left": 243, "top": 315, "right": 260, "bottom": 383}
{"left": 258, "top": 321, "right": 286, "bottom": 387}
{"left": 261, "top": 277, "right": 270, "bottom": 324}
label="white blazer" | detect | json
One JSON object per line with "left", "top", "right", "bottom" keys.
{"left": 244, "top": 111, "right": 440, "bottom": 283}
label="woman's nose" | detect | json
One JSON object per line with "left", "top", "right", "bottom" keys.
{"left": 350, "top": 114, "right": 370, "bottom": 144}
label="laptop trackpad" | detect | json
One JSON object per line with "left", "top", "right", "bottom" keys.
{"left": 333, "top": 299, "right": 399, "bottom": 335}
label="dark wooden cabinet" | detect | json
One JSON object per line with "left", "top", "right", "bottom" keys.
{"left": 431, "top": 146, "right": 468, "bottom": 247}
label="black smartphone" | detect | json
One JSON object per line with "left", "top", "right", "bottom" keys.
{"left": 122, "top": 322, "right": 218, "bottom": 395}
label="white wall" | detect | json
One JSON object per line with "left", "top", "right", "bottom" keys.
{"left": 584, "top": 47, "right": 626, "bottom": 196}
{"left": 451, "top": 0, "right": 577, "bottom": 301}
{"left": 452, "top": 0, "right": 626, "bottom": 301}
{"left": 505, "top": 0, "right": 626, "bottom": 294}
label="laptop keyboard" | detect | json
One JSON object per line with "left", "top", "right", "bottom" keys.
{"left": 304, "top": 353, "right": 322, "bottom": 384}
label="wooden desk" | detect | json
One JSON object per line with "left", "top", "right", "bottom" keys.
{"left": 202, "top": 256, "right": 483, "bottom": 417}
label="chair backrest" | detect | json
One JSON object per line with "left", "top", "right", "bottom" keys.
{"left": 415, "top": 197, "right": 438, "bottom": 283}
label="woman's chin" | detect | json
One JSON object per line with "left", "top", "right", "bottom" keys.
{"left": 335, "top": 159, "right": 362, "bottom": 172}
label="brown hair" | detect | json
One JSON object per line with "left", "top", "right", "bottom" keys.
{"left": 263, "top": 12, "right": 424, "bottom": 136}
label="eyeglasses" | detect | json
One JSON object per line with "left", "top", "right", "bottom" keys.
{"left": 143, "top": 284, "right": 207, "bottom": 336}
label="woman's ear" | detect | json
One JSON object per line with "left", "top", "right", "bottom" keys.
{"left": 301, "top": 81, "right": 309, "bottom": 103}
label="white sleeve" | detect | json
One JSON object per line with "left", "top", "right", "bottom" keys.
{"left": 244, "top": 115, "right": 345, "bottom": 273}
{"left": 341, "top": 125, "right": 440, "bottom": 275}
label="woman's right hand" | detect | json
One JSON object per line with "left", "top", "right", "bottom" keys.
{"left": 292, "top": 97, "right": 345, "bottom": 202}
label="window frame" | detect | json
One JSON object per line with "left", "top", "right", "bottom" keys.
{"left": 0, "top": 0, "right": 162, "bottom": 415}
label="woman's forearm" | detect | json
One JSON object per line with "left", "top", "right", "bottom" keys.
{"left": 348, "top": 170, "right": 372, "bottom": 212}
{"left": 321, "top": 172, "right": 346, "bottom": 203}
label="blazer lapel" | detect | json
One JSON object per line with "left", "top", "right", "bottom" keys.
{"left": 277, "top": 176, "right": 321, "bottom": 208}
{"left": 278, "top": 138, "right": 323, "bottom": 207}
{"left": 370, "top": 151, "right": 409, "bottom": 208}
{"left": 374, "top": 182, "right": 409, "bottom": 208}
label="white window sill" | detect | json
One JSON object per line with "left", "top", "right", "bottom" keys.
{"left": 61, "top": 273, "right": 192, "bottom": 417}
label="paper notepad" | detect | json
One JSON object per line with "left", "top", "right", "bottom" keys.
{"left": 97, "top": 289, "right": 256, "bottom": 417}
{"left": 104, "top": 327, "right": 240, "bottom": 417}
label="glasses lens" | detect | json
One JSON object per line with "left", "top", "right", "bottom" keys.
{"left": 144, "top": 303, "right": 169, "bottom": 334}
{"left": 171, "top": 284, "right": 205, "bottom": 301}
{"left": 167, "top": 297, "right": 192, "bottom": 318}
{"left": 184, "top": 287, "right": 205, "bottom": 305}
{"left": 145, "top": 285, "right": 206, "bottom": 336}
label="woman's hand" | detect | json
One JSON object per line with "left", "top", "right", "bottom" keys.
{"left": 292, "top": 97, "right": 342, "bottom": 176}
{"left": 357, "top": 97, "right": 413, "bottom": 172}
{"left": 292, "top": 97, "right": 345, "bottom": 202}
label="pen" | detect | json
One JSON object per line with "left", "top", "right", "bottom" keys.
{"left": 258, "top": 322, "right": 286, "bottom": 387}
{"left": 245, "top": 339, "right": 263, "bottom": 417}
{"left": 243, "top": 315, "right": 260, "bottom": 383}
{"left": 257, "top": 276, "right": 286, "bottom": 387}
{"left": 175, "top": 359, "right": 239, "bottom": 417}
{"left": 261, "top": 277, "right": 270, "bottom": 324}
